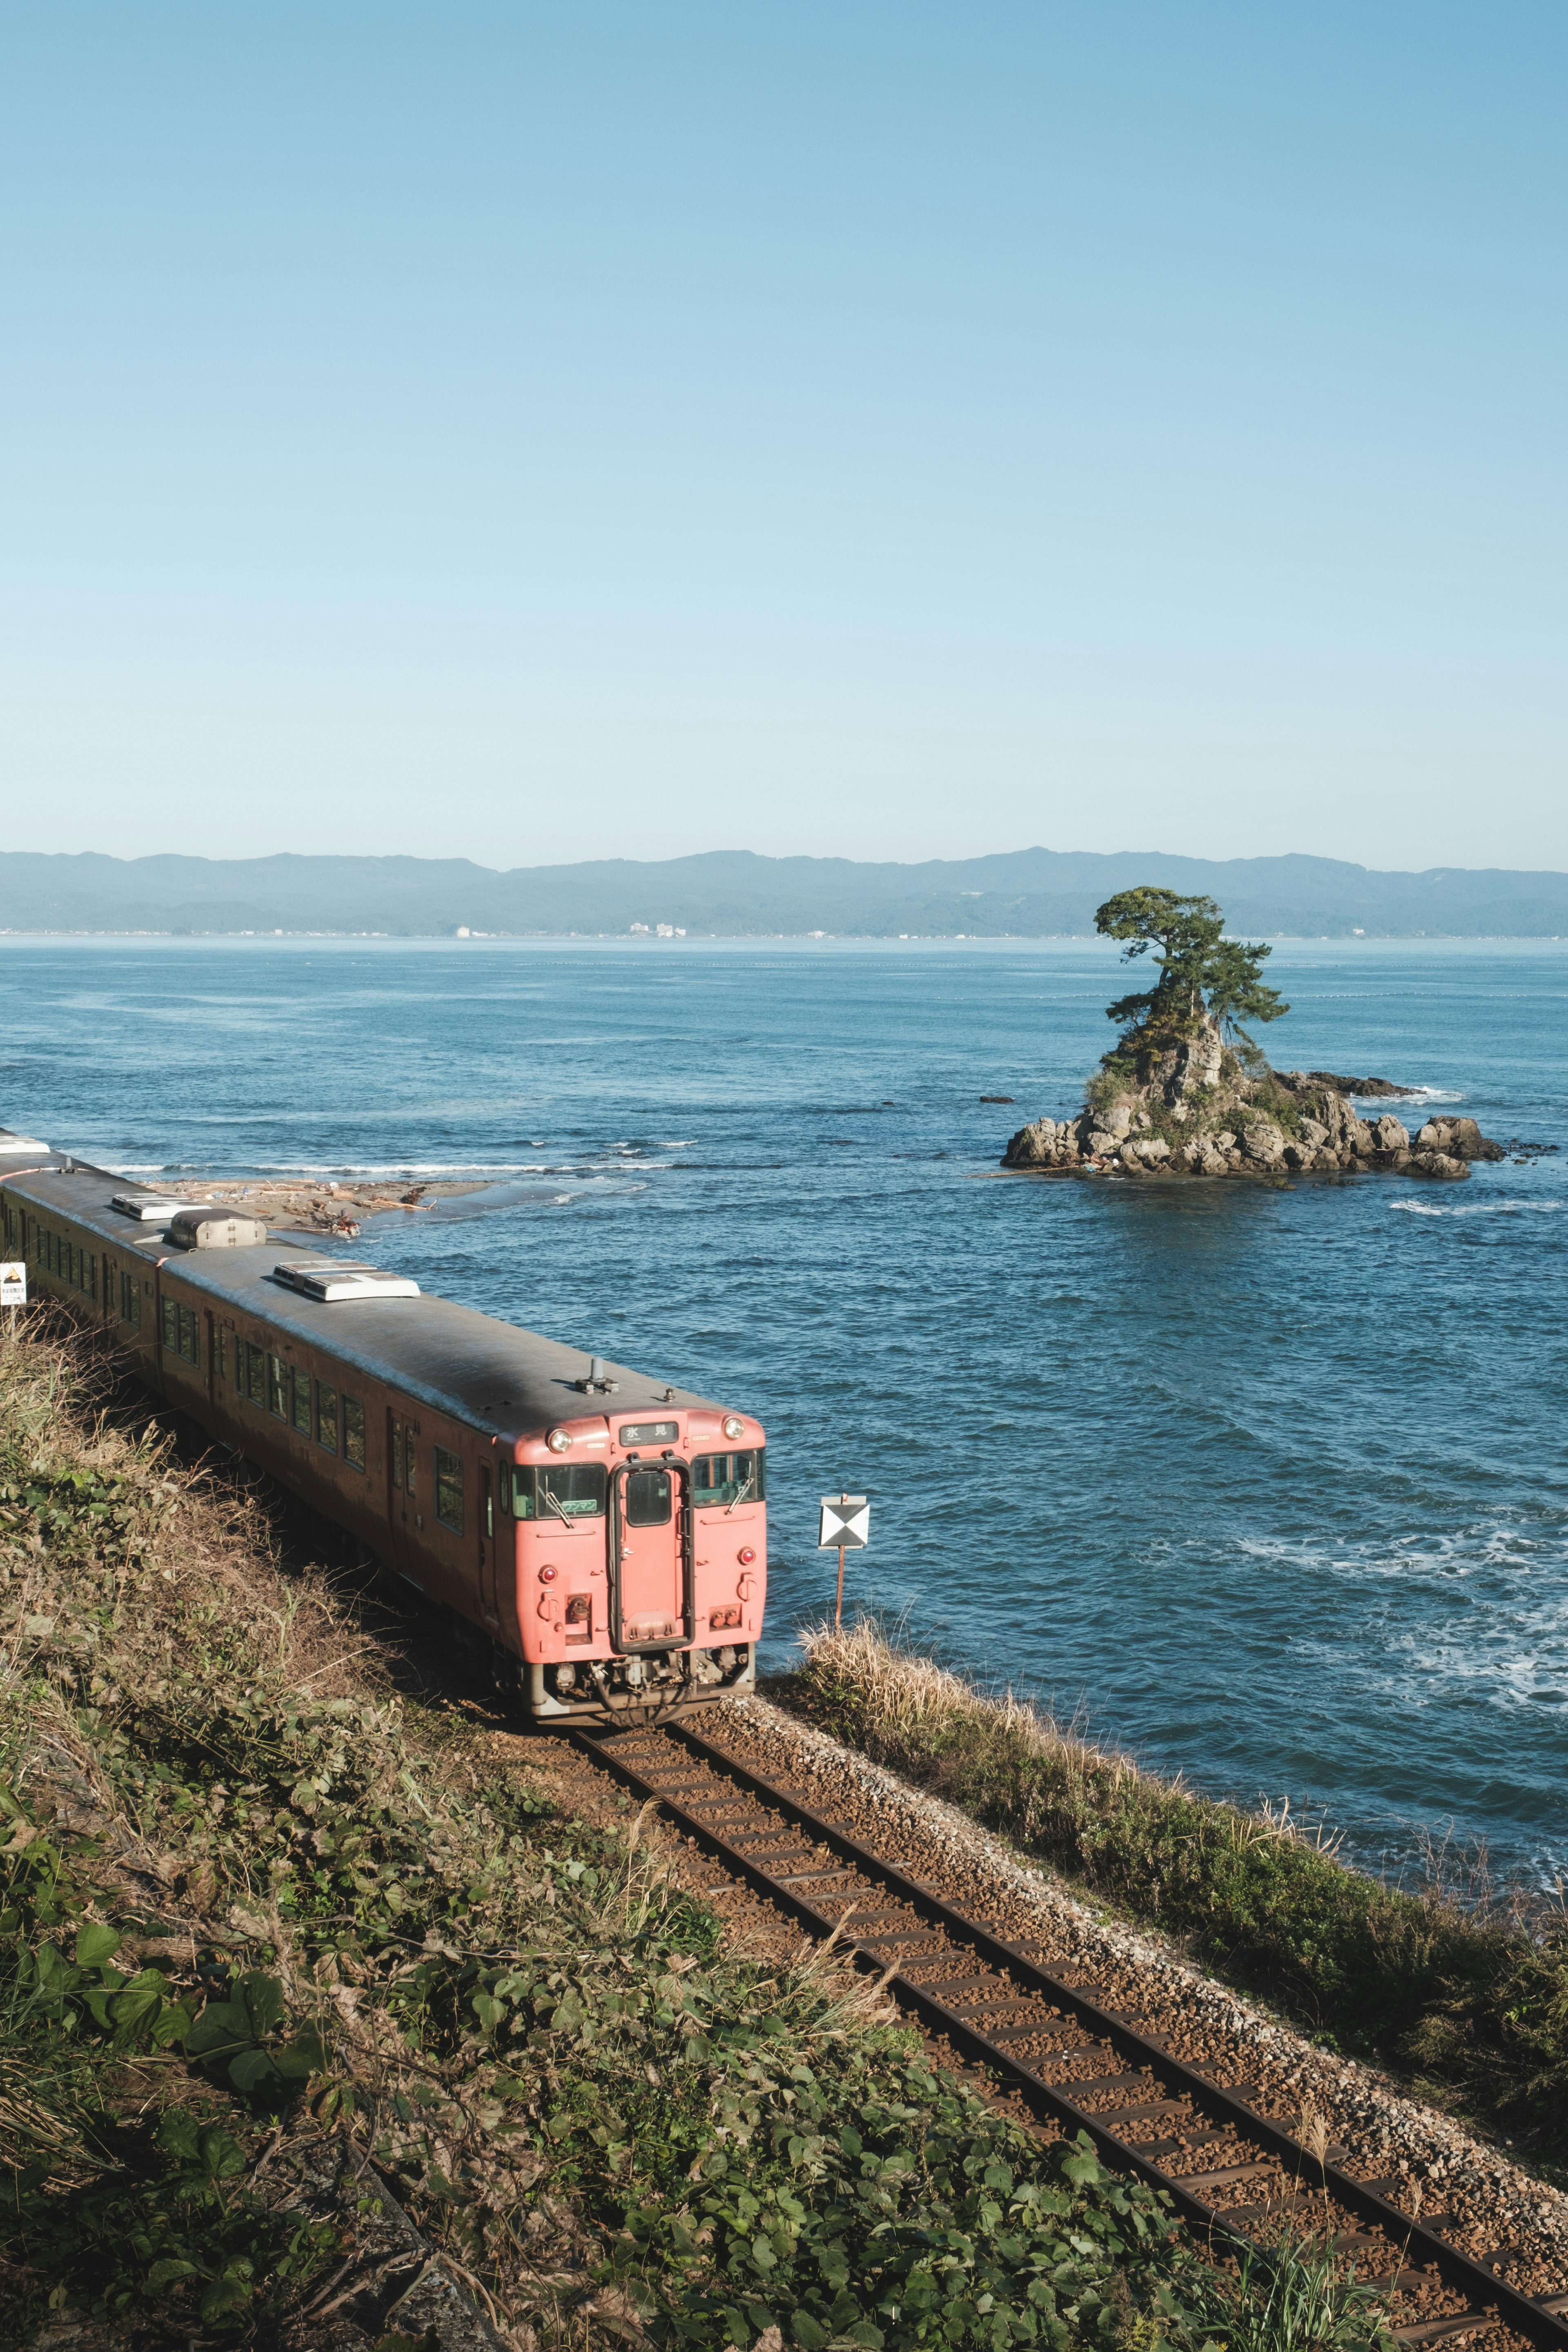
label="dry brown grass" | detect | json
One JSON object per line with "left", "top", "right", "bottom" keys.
{"left": 784, "top": 1617, "right": 1568, "bottom": 2144}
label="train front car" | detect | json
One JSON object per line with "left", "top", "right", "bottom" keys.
{"left": 510, "top": 1400, "right": 766, "bottom": 1724}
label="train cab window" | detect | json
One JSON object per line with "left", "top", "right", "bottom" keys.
{"left": 625, "top": 1467, "right": 673, "bottom": 1527}
{"left": 290, "top": 1366, "right": 312, "bottom": 1434}
{"left": 343, "top": 1395, "right": 365, "bottom": 1470}
{"left": 267, "top": 1355, "right": 286, "bottom": 1419}
{"left": 246, "top": 1343, "right": 265, "bottom": 1408}
{"left": 316, "top": 1381, "right": 339, "bottom": 1454}
{"left": 691, "top": 1450, "right": 766, "bottom": 1508}
{"left": 434, "top": 1447, "right": 464, "bottom": 1533}
{"left": 513, "top": 1463, "right": 606, "bottom": 1520}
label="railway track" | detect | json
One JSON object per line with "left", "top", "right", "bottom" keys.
{"left": 559, "top": 1716, "right": 1568, "bottom": 2352}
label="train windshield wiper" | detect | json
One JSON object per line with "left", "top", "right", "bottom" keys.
{"left": 723, "top": 1474, "right": 755, "bottom": 1517}
{"left": 540, "top": 1483, "right": 575, "bottom": 1528}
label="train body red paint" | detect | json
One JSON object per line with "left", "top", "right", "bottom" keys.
{"left": 0, "top": 1136, "right": 764, "bottom": 1726}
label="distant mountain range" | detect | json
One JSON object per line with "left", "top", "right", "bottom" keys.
{"left": 2, "top": 847, "right": 1567, "bottom": 939}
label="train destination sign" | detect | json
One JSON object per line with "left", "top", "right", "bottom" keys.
{"left": 0, "top": 1262, "right": 25, "bottom": 1307}
{"left": 818, "top": 1495, "right": 870, "bottom": 1550}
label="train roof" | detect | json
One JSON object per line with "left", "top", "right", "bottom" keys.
{"left": 0, "top": 1149, "right": 723, "bottom": 1443}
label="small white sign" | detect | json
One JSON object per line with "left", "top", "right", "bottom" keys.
{"left": 0, "top": 1261, "right": 26, "bottom": 1307}
{"left": 818, "top": 1494, "right": 870, "bottom": 1550}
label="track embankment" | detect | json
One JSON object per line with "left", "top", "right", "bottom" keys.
{"left": 0, "top": 1312, "right": 1194, "bottom": 2352}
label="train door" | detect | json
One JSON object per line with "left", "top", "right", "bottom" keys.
{"left": 387, "top": 1408, "right": 422, "bottom": 1577}
{"left": 609, "top": 1460, "right": 691, "bottom": 1650}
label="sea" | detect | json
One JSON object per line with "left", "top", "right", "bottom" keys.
{"left": 3, "top": 935, "right": 1564, "bottom": 1892}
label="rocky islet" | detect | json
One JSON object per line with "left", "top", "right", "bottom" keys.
{"left": 1002, "top": 1024, "right": 1506, "bottom": 1182}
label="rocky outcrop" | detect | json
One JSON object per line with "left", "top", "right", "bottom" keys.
{"left": 1002, "top": 1028, "right": 1506, "bottom": 1183}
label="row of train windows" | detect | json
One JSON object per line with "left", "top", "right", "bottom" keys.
{"left": 22, "top": 1218, "right": 145, "bottom": 1328}
{"left": 37, "top": 1227, "right": 98, "bottom": 1301}
{"left": 152, "top": 1304, "right": 368, "bottom": 1470}
{"left": 231, "top": 1337, "right": 366, "bottom": 1468}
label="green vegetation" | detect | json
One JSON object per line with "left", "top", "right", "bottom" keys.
{"left": 0, "top": 1309, "right": 1218, "bottom": 2350}
{"left": 1094, "top": 891, "right": 1288, "bottom": 1054}
{"left": 782, "top": 1624, "right": 1568, "bottom": 2156}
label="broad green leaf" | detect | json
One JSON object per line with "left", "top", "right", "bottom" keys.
{"left": 74, "top": 1921, "right": 121, "bottom": 1968}
{"left": 229, "top": 2045, "right": 278, "bottom": 2094}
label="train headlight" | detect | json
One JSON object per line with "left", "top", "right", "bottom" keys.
{"left": 722, "top": 1414, "right": 744, "bottom": 1440}
{"left": 546, "top": 1428, "right": 572, "bottom": 1453}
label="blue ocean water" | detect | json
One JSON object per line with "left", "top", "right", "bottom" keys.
{"left": 3, "top": 935, "right": 1565, "bottom": 1888}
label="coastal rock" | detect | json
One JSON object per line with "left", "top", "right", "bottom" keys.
{"left": 1241, "top": 1120, "right": 1287, "bottom": 1167}
{"left": 1002, "top": 1026, "right": 1509, "bottom": 1187}
{"left": 1415, "top": 1115, "right": 1505, "bottom": 1163}
{"left": 1409, "top": 1149, "right": 1468, "bottom": 1179}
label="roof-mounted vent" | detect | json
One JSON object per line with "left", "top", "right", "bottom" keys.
{"left": 169, "top": 1206, "right": 267, "bottom": 1250}
{"left": 272, "top": 1261, "right": 420, "bottom": 1302}
{"left": 111, "top": 1194, "right": 196, "bottom": 1223}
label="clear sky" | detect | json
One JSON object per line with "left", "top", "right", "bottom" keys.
{"left": 3, "top": 3, "right": 1564, "bottom": 871}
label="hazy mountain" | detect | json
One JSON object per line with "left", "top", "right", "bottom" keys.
{"left": 2, "top": 846, "right": 1567, "bottom": 938}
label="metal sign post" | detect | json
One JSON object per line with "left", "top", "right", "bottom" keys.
{"left": 818, "top": 1494, "right": 870, "bottom": 1630}
{"left": 0, "top": 1261, "right": 25, "bottom": 1332}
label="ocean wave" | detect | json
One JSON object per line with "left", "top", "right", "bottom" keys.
{"left": 1390, "top": 1199, "right": 1565, "bottom": 1218}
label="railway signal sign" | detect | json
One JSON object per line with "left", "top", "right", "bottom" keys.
{"left": 819, "top": 1494, "right": 870, "bottom": 1629}
{"left": 0, "top": 1262, "right": 24, "bottom": 1311}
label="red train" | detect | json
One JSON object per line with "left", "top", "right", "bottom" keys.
{"left": 0, "top": 1130, "right": 765, "bottom": 1726}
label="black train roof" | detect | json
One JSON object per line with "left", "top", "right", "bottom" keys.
{"left": 1, "top": 1152, "right": 724, "bottom": 1443}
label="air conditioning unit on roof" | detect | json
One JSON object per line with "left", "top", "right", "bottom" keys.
{"left": 272, "top": 1261, "right": 420, "bottom": 1302}
{"left": 111, "top": 1194, "right": 199, "bottom": 1223}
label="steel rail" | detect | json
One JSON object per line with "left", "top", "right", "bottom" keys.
{"left": 567, "top": 1719, "right": 1568, "bottom": 2352}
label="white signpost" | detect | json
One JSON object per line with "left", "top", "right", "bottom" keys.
{"left": 0, "top": 1261, "right": 25, "bottom": 1316}
{"left": 818, "top": 1493, "right": 871, "bottom": 1630}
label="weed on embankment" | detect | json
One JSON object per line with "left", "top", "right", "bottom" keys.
{"left": 779, "top": 1624, "right": 1568, "bottom": 2156}
{"left": 0, "top": 1310, "right": 1244, "bottom": 2352}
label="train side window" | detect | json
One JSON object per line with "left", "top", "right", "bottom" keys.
{"left": 434, "top": 1447, "right": 464, "bottom": 1533}
{"left": 691, "top": 1449, "right": 766, "bottom": 1508}
{"left": 119, "top": 1271, "right": 141, "bottom": 1329}
{"left": 88, "top": 1252, "right": 98, "bottom": 1301}
{"left": 247, "top": 1343, "right": 266, "bottom": 1407}
{"left": 316, "top": 1381, "right": 339, "bottom": 1454}
{"left": 291, "top": 1366, "right": 312, "bottom": 1434}
{"left": 178, "top": 1305, "right": 198, "bottom": 1364}
{"left": 482, "top": 1467, "right": 493, "bottom": 1540}
{"left": 160, "top": 1296, "right": 177, "bottom": 1350}
{"left": 404, "top": 1437, "right": 416, "bottom": 1498}
{"left": 514, "top": 1463, "right": 607, "bottom": 1519}
{"left": 343, "top": 1396, "right": 365, "bottom": 1470}
{"left": 216, "top": 1327, "right": 227, "bottom": 1383}
{"left": 390, "top": 1423, "right": 403, "bottom": 1488}
{"left": 267, "top": 1354, "right": 287, "bottom": 1419}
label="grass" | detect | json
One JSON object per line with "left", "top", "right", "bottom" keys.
{"left": 777, "top": 1621, "right": 1568, "bottom": 2155}
{"left": 1, "top": 1306, "right": 1234, "bottom": 2352}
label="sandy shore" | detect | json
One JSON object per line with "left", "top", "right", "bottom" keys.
{"left": 160, "top": 1173, "right": 486, "bottom": 1238}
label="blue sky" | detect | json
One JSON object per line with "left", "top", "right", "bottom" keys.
{"left": 3, "top": 2, "right": 1563, "bottom": 869}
